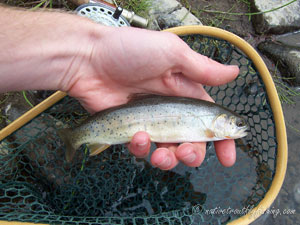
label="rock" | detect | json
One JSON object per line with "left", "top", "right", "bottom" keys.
{"left": 275, "top": 30, "right": 300, "bottom": 48}
{"left": 294, "top": 182, "right": 300, "bottom": 204}
{"left": 258, "top": 41, "right": 300, "bottom": 85}
{"left": 147, "top": 0, "right": 202, "bottom": 30}
{"left": 251, "top": 0, "right": 300, "bottom": 34}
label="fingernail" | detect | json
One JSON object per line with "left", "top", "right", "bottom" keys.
{"left": 136, "top": 142, "right": 148, "bottom": 150}
{"left": 182, "top": 153, "right": 196, "bottom": 163}
{"left": 157, "top": 156, "right": 172, "bottom": 168}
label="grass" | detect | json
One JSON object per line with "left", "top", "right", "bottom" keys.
{"left": 22, "top": 91, "right": 34, "bottom": 108}
{"left": 115, "top": 0, "right": 151, "bottom": 18}
{"left": 272, "top": 66, "right": 300, "bottom": 105}
{"left": 199, "top": 0, "right": 297, "bottom": 17}
{"left": 179, "top": 0, "right": 297, "bottom": 28}
{"left": 182, "top": 0, "right": 252, "bottom": 28}
{"left": 11, "top": 0, "right": 152, "bottom": 16}
{"left": 287, "top": 123, "right": 300, "bottom": 136}
{"left": 30, "top": 0, "right": 52, "bottom": 10}
{"left": 2, "top": 0, "right": 72, "bottom": 9}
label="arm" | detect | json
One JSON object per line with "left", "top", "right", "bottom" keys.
{"left": 0, "top": 6, "right": 101, "bottom": 92}
{"left": 0, "top": 6, "right": 239, "bottom": 170}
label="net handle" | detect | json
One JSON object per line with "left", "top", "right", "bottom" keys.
{"left": 163, "top": 25, "right": 287, "bottom": 225}
{"left": 0, "top": 25, "right": 287, "bottom": 225}
{"left": 0, "top": 91, "right": 67, "bottom": 141}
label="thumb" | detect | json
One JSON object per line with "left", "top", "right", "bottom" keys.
{"left": 179, "top": 49, "right": 239, "bottom": 86}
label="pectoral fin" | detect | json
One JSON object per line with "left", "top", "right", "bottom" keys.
{"left": 205, "top": 129, "right": 215, "bottom": 138}
{"left": 88, "top": 143, "right": 111, "bottom": 156}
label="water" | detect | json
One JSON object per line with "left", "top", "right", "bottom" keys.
{"left": 122, "top": 140, "right": 264, "bottom": 223}
{"left": 253, "top": 98, "right": 300, "bottom": 225}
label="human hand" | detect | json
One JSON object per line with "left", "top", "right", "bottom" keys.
{"left": 64, "top": 26, "right": 239, "bottom": 170}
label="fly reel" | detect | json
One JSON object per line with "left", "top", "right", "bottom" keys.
{"left": 76, "top": 2, "right": 130, "bottom": 27}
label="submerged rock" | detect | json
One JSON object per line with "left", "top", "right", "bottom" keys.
{"left": 294, "top": 182, "right": 300, "bottom": 204}
{"left": 258, "top": 41, "right": 300, "bottom": 86}
{"left": 252, "top": 0, "right": 300, "bottom": 34}
{"left": 275, "top": 30, "right": 300, "bottom": 48}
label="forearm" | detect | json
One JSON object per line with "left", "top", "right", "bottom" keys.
{"left": 0, "top": 6, "right": 103, "bottom": 93}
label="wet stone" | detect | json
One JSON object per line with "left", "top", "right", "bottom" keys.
{"left": 258, "top": 41, "right": 300, "bottom": 86}
{"left": 275, "top": 30, "right": 300, "bottom": 48}
{"left": 252, "top": 0, "right": 300, "bottom": 34}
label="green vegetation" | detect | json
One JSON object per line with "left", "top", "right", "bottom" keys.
{"left": 2, "top": 0, "right": 151, "bottom": 16}
{"left": 22, "top": 91, "right": 34, "bottom": 108}
{"left": 272, "top": 67, "right": 300, "bottom": 105}
{"left": 179, "top": 0, "right": 297, "bottom": 28}
{"left": 179, "top": 0, "right": 252, "bottom": 27}
{"left": 1, "top": 0, "right": 72, "bottom": 9}
{"left": 287, "top": 123, "right": 300, "bottom": 136}
{"left": 198, "top": 0, "right": 297, "bottom": 17}
{"left": 115, "top": 0, "right": 151, "bottom": 18}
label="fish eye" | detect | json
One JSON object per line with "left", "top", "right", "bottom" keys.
{"left": 236, "top": 119, "right": 246, "bottom": 127}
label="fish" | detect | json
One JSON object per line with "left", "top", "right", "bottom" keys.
{"left": 58, "top": 95, "right": 248, "bottom": 162}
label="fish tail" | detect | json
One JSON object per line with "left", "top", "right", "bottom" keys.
{"left": 57, "top": 128, "right": 76, "bottom": 162}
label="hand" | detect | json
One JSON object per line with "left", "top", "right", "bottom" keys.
{"left": 65, "top": 26, "right": 239, "bottom": 170}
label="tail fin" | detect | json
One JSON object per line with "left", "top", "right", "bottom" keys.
{"left": 57, "top": 128, "right": 76, "bottom": 162}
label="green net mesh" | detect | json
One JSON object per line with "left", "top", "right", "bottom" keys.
{"left": 0, "top": 34, "right": 277, "bottom": 224}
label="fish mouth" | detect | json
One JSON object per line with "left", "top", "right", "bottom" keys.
{"left": 230, "top": 125, "right": 248, "bottom": 139}
{"left": 237, "top": 126, "right": 249, "bottom": 138}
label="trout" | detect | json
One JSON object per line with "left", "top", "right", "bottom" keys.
{"left": 59, "top": 95, "right": 248, "bottom": 162}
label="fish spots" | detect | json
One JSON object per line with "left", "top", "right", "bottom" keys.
{"left": 205, "top": 129, "right": 215, "bottom": 138}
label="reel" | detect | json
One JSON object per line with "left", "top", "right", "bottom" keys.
{"left": 76, "top": 2, "right": 130, "bottom": 27}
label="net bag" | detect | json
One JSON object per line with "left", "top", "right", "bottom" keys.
{"left": 0, "top": 26, "right": 287, "bottom": 225}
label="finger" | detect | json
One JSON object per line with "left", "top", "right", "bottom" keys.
{"left": 150, "top": 147, "right": 179, "bottom": 170}
{"left": 156, "top": 143, "right": 178, "bottom": 148}
{"left": 214, "top": 139, "right": 236, "bottom": 167}
{"left": 128, "top": 131, "right": 151, "bottom": 158}
{"left": 161, "top": 73, "right": 210, "bottom": 100}
{"left": 175, "top": 142, "right": 206, "bottom": 167}
{"left": 178, "top": 48, "right": 240, "bottom": 86}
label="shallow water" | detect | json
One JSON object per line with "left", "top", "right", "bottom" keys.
{"left": 252, "top": 97, "right": 300, "bottom": 225}
{"left": 127, "top": 140, "right": 266, "bottom": 223}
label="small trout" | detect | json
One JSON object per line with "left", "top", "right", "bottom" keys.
{"left": 59, "top": 95, "right": 248, "bottom": 162}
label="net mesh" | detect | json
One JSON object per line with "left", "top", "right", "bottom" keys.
{"left": 0, "top": 34, "right": 277, "bottom": 224}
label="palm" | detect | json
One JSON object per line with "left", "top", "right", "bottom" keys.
{"left": 67, "top": 26, "right": 239, "bottom": 170}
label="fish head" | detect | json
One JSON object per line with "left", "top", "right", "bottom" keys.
{"left": 212, "top": 114, "right": 248, "bottom": 139}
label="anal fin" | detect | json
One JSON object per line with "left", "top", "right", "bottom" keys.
{"left": 88, "top": 143, "right": 111, "bottom": 156}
